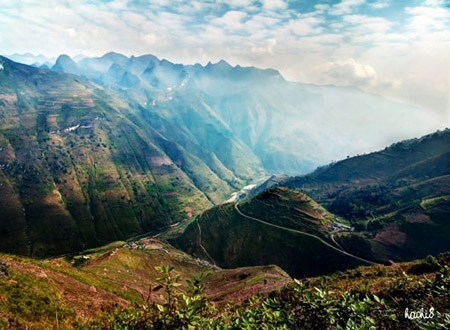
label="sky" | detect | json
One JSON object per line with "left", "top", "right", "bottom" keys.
{"left": 1, "top": 0, "right": 449, "bottom": 118}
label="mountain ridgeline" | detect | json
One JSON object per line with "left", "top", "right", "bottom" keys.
{"left": 283, "top": 129, "right": 450, "bottom": 262}
{"left": 46, "top": 52, "right": 442, "bottom": 175}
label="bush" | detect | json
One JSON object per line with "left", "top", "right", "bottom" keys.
{"left": 81, "top": 259, "right": 450, "bottom": 329}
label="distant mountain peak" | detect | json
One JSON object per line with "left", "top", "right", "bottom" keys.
{"left": 216, "top": 59, "right": 232, "bottom": 68}
{"left": 130, "top": 54, "right": 159, "bottom": 62}
{"left": 100, "top": 51, "right": 129, "bottom": 61}
{"left": 205, "top": 59, "right": 232, "bottom": 70}
{"left": 56, "top": 54, "right": 73, "bottom": 61}
{"left": 52, "top": 54, "right": 79, "bottom": 73}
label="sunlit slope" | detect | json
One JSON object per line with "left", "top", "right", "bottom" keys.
{"left": 0, "top": 56, "right": 260, "bottom": 257}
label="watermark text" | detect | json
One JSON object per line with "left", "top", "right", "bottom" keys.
{"left": 404, "top": 307, "right": 435, "bottom": 320}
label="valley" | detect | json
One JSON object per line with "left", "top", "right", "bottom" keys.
{"left": 174, "top": 129, "right": 450, "bottom": 277}
{"left": 2, "top": 53, "right": 447, "bottom": 261}
{"left": 1, "top": 52, "right": 450, "bottom": 273}
{"left": 0, "top": 55, "right": 262, "bottom": 257}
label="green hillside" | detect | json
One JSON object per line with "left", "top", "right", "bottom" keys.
{"left": 0, "top": 56, "right": 263, "bottom": 257}
{"left": 283, "top": 129, "right": 450, "bottom": 262}
{"left": 174, "top": 130, "right": 450, "bottom": 276}
{"left": 175, "top": 187, "right": 366, "bottom": 278}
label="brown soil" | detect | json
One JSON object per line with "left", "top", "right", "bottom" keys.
{"left": 406, "top": 212, "right": 431, "bottom": 223}
{"left": 374, "top": 224, "right": 407, "bottom": 247}
{"left": 204, "top": 265, "right": 291, "bottom": 303}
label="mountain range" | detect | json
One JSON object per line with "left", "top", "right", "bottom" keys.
{"left": 0, "top": 52, "right": 448, "bottom": 262}
{"left": 0, "top": 55, "right": 257, "bottom": 257}
{"left": 47, "top": 52, "right": 442, "bottom": 174}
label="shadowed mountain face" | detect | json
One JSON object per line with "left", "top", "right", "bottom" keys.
{"left": 0, "top": 56, "right": 263, "bottom": 257}
{"left": 174, "top": 187, "right": 364, "bottom": 278}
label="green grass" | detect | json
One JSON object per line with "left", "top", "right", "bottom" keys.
{"left": 174, "top": 188, "right": 364, "bottom": 278}
{"left": 420, "top": 196, "right": 450, "bottom": 211}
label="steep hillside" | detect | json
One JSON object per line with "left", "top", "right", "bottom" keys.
{"left": 175, "top": 130, "right": 450, "bottom": 276}
{"left": 0, "top": 239, "right": 290, "bottom": 329}
{"left": 175, "top": 187, "right": 366, "bottom": 278}
{"left": 0, "top": 56, "right": 263, "bottom": 257}
{"left": 282, "top": 129, "right": 450, "bottom": 262}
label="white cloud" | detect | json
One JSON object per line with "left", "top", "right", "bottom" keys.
{"left": 211, "top": 10, "right": 248, "bottom": 33}
{"left": 251, "top": 38, "right": 277, "bottom": 55}
{"left": 261, "top": 0, "right": 287, "bottom": 11}
{"left": 329, "top": 0, "right": 366, "bottom": 16}
{"left": 314, "top": 4, "right": 330, "bottom": 13}
{"left": 108, "top": 0, "right": 131, "bottom": 10}
{"left": 405, "top": 5, "right": 450, "bottom": 33}
{"left": 370, "top": 0, "right": 390, "bottom": 9}
{"left": 317, "top": 58, "right": 377, "bottom": 85}
{"left": 343, "top": 14, "right": 393, "bottom": 34}
{"left": 215, "top": 0, "right": 255, "bottom": 8}
{"left": 406, "top": 6, "right": 450, "bottom": 18}
{"left": 423, "top": 0, "right": 447, "bottom": 7}
{"left": 286, "top": 16, "right": 325, "bottom": 36}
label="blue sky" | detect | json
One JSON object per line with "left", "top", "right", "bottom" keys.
{"left": 0, "top": 0, "right": 449, "bottom": 117}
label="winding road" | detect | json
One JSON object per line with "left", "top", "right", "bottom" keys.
{"left": 234, "top": 203, "right": 378, "bottom": 265}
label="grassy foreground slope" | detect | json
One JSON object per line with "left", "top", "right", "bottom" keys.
{"left": 1, "top": 241, "right": 449, "bottom": 329}
{"left": 0, "top": 238, "right": 290, "bottom": 329}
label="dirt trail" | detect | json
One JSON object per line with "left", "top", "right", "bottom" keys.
{"left": 196, "top": 218, "right": 217, "bottom": 266}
